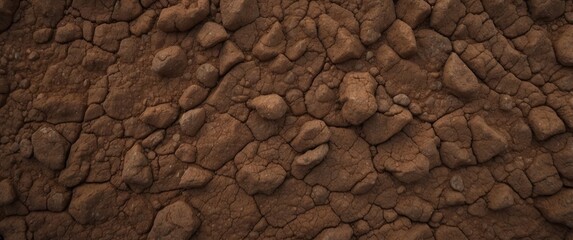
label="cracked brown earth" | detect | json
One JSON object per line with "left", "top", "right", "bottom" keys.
{"left": 1, "top": 0, "right": 573, "bottom": 239}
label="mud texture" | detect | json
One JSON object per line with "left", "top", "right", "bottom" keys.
{"left": 1, "top": 0, "right": 573, "bottom": 239}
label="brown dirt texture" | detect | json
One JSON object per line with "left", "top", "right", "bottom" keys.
{"left": 1, "top": 0, "right": 573, "bottom": 239}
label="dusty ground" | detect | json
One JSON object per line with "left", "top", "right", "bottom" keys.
{"left": 1, "top": 0, "right": 573, "bottom": 239}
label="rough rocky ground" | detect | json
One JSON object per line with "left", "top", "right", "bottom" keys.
{"left": 1, "top": 0, "right": 573, "bottom": 239}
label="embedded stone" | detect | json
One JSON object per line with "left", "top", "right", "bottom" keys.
{"left": 247, "top": 94, "right": 288, "bottom": 120}
{"left": 31, "top": 127, "right": 71, "bottom": 171}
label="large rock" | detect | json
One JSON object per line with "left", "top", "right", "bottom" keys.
{"left": 236, "top": 163, "right": 287, "bottom": 195}
{"left": 535, "top": 189, "right": 573, "bottom": 228}
{"left": 157, "top": 0, "right": 209, "bottom": 32}
{"left": 359, "top": 0, "right": 395, "bottom": 45}
{"left": 0, "top": 0, "right": 19, "bottom": 32}
{"left": 339, "top": 72, "right": 377, "bottom": 125}
{"left": 197, "top": 22, "right": 228, "bottom": 48}
{"left": 362, "top": 106, "right": 413, "bottom": 145}
{"left": 528, "top": 106, "right": 566, "bottom": 141}
{"left": 32, "top": 127, "right": 71, "bottom": 170}
{"left": 179, "top": 166, "right": 213, "bottom": 189}
{"left": 178, "top": 85, "right": 209, "bottom": 110}
{"left": 394, "top": 195, "right": 434, "bottom": 222}
{"left": 395, "top": 0, "right": 431, "bottom": 29}
{"left": 291, "top": 120, "right": 332, "bottom": 152}
{"left": 148, "top": 201, "right": 201, "bottom": 240}
{"left": 468, "top": 116, "right": 507, "bottom": 163}
{"left": 196, "top": 113, "right": 254, "bottom": 170}
{"left": 140, "top": 103, "right": 179, "bottom": 129}
{"left": 68, "top": 183, "right": 119, "bottom": 225}
{"left": 528, "top": 0, "right": 565, "bottom": 21}
{"left": 152, "top": 46, "right": 187, "bottom": 78}
{"left": 430, "top": 0, "right": 466, "bottom": 36}
{"left": 247, "top": 94, "right": 288, "bottom": 120}
{"left": 252, "top": 22, "right": 286, "bottom": 61}
{"left": 220, "top": 0, "right": 259, "bottom": 30}
{"left": 443, "top": 53, "right": 480, "bottom": 100}
{"left": 554, "top": 25, "right": 573, "bottom": 67}
{"left": 93, "top": 22, "right": 130, "bottom": 52}
{"left": 386, "top": 20, "right": 417, "bottom": 58}
{"left": 179, "top": 108, "right": 206, "bottom": 137}
{"left": 34, "top": 94, "right": 87, "bottom": 124}
{"left": 122, "top": 144, "right": 153, "bottom": 192}
{"left": 291, "top": 144, "right": 329, "bottom": 179}
{"left": 486, "top": 183, "right": 515, "bottom": 210}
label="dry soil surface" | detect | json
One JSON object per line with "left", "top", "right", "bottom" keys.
{"left": 1, "top": 0, "right": 573, "bottom": 239}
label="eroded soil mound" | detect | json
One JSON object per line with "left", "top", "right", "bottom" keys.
{"left": 1, "top": 0, "right": 573, "bottom": 239}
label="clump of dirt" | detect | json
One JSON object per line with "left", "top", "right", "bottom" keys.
{"left": 1, "top": 0, "right": 573, "bottom": 239}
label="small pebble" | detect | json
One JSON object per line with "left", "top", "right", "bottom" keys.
{"left": 431, "top": 211, "right": 443, "bottom": 223}
{"left": 9, "top": 142, "right": 19, "bottom": 153}
{"left": 393, "top": 94, "right": 411, "bottom": 107}
{"left": 28, "top": 51, "right": 39, "bottom": 61}
{"left": 146, "top": 151, "right": 157, "bottom": 160}
{"left": 396, "top": 185, "right": 406, "bottom": 194}
{"left": 565, "top": 12, "right": 573, "bottom": 23}
{"left": 409, "top": 102, "right": 422, "bottom": 115}
{"left": 366, "top": 51, "right": 374, "bottom": 60}
{"left": 551, "top": 24, "right": 558, "bottom": 31}
{"left": 375, "top": 75, "right": 385, "bottom": 85}
{"left": 172, "top": 133, "right": 181, "bottom": 142}
{"left": 499, "top": 94, "right": 515, "bottom": 111}
{"left": 450, "top": 175, "right": 464, "bottom": 192}
{"left": 19, "top": 79, "right": 30, "bottom": 89}
{"left": 368, "top": 67, "right": 379, "bottom": 76}
{"left": 383, "top": 210, "right": 398, "bottom": 222}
